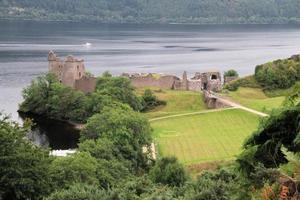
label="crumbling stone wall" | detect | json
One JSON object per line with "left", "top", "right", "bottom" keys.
{"left": 127, "top": 73, "right": 180, "bottom": 89}
{"left": 75, "top": 76, "right": 97, "bottom": 94}
{"left": 188, "top": 80, "right": 202, "bottom": 92}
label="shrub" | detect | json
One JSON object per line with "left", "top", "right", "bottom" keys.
{"left": 224, "top": 69, "right": 238, "bottom": 77}
{"left": 45, "top": 183, "right": 116, "bottom": 200}
{"left": 254, "top": 56, "right": 300, "bottom": 90}
{"left": 141, "top": 89, "right": 166, "bottom": 112}
{"left": 96, "top": 74, "right": 143, "bottom": 111}
{"left": 81, "top": 105, "right": 152, "bottom": 171}
{"left": 149, "top": 157, "right": 188, "bottom": 187}
{"left": 224, "top": 75, "right": 260, "bottom": 91}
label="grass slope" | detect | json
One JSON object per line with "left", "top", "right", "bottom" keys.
{"left": 151, "top": 109, "right": 260, "bottom": 164}
{"left": 142, "top": 89, "right": 207, "bottom": 119}
{"left": 225, "top": 87, "right": 285, "bottom": 113}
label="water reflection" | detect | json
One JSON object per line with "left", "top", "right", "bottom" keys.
{"left": 19, "top": 113, "right": 80, "bottom": 150}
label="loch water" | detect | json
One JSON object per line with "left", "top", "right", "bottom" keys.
{"left": 1, "top": 20, "right": 300, "bottom": 149}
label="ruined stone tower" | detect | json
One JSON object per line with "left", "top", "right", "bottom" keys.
{"left": 48, "top": 51, "right": 86, "bottom": 88}
{"left": 182, "top": 71, "right": 189, "bottom": 90}
{"left": 48, "top": 51, "right": 96, "bottom": 93}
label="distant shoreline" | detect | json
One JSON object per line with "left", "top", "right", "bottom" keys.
{"left": 1, "top": 17, "right": 300, "bottom": 26}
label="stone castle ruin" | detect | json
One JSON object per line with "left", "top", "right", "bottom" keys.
{"left": 122, "top": 71, "right": 222, "bottom": 92}
{"left": 48, "top": 51, "right": 237, "bottom": 109}
{"left": 48, "top": 51, "right": 97, "bottom": 94}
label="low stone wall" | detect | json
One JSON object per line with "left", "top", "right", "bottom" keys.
{"left": 130, "top": 75, "right": 179, "bottom": 89}
{"left": 75, "top": 76, "right": 97, "bottom": 94}
{"left": 188, "top": 80, "right": 202, "bottom": 92}
{"left": 203, "top": 90, "right": 231, "bottom": 109}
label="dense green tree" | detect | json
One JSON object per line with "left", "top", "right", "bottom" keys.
{"left": 49, "top": 152, "right": 98, "bottom": 189}
{"left": 81, "top": 105, "right": 152, "bottom": 171}
{"left": 79, "top": 139, "right": 132, "bottom": 188}
{"left": 238, "top": 85, "right": 300, "bottom": 174}
{"left": 96, "top": 74, "right": 143, "bottom": 111}
{"left": 20, "top": 73, "right": 57, "bottom": 115}
{"left": 141, "top": 89, "right": 166, "bottom": 112}
{"left": 255, "top": 55, "right": 300, "bottom": 90}
{"left": 19, "top": 73, "right": 90, "bottom": 123}
{"left": 224, "top": 69, "right": 239, "bottom": 77}
{"left": 0, "top": 114, "right": 52, "bottom": 200}
{"left": 184, "top": 168, "right": 236, "bottom": 200}
{"left": 149, "top": 157, "right": 188, "bottom": 187}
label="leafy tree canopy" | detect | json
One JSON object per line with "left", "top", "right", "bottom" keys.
{"left": 149, "top": 156, "right": 188, "bottom": 187}
{"left": 0, "top": 114, "right": 52, "bottom": 200}
{"left": 224, "top": 69, "right": 239, "bottom": 77}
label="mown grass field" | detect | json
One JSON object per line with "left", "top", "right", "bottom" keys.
{"left": 141, "top": 89, "right": 207, "bottom": 119}
{"left": 225, "top": 87, "right": 285, "bottom": 113}
{"left": 151, "top": 109, "right": 260, "bottom": 164}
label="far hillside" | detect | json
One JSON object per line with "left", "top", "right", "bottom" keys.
{"left": 2, "top": 0, "right": 300, "bottom": 24}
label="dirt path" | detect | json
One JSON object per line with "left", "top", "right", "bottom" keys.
{"left": 214, "top": 95, "right": 269, "bottom": 117}
{"left": 149, "top": 107, "right": 237, "bottom": 122}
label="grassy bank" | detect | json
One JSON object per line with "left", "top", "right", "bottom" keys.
{"left": 225, "top": 87, "right": 285, "bottom": 113}
{"left": 151, "top": 109, "right": 260, "bottom": 164}
{"left": 142, "top": 89, "right": 207, "bottom": 119}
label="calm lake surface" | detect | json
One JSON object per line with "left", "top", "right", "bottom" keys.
{"left": 1, "top": 20, "right": 300, "bottom": 149}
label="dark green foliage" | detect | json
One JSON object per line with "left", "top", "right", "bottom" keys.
{"left": 141, "top": 89, "right": 166, "bottom": 112}
{"left": 96, "top": 74, "right": 143, "bottom": 111}
{"left": 20, "top": 73, "right": 90, "bottom": 123}
{"left": 224, "top": 69, "right": 238, "bottom": 77}
{"left": 79, "top": 138, "right": 123, "bottom": 161}
{"left": 255, "top": 55, "right": 300, "bottom": 90}
{"left": 49, "top": 152, "right": 99, "bottom": 189}
{"left": 238, "top": 86, "right": 300, "bottom": 174}
{"left": 224, "top": 75, "right": 260, "bottom": 91}
{"left": 248, "top": 164, "right": 279, "bottom": 189}
{"left": 239, "top": 107, "right": 300, "bottom": 169}
{"left": 0, "top": 114, "right": 52, "bottom": 200}
{"left": 81, "top": 105, "right": 152, "bottom": 171}
{"left": 3, "top": 0, "right": 300, "bottom": 24}
{"left": 79, "top": 139, "right": 131, "bottom": 189}
{"left": 45, "top": 183, "right": 116, "bottom": 200}
{"left": 184, "top": 168, "right": 236, "bottom": 200}
{"left": 149, "top": 157, "right": 188, "bottom": 187}
{"left": 19, "top": 72, "right": 144, "bottom": 122}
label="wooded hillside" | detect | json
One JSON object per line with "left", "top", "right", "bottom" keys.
{"left": 1, "top": 0, "right": 300, "bottom": 24}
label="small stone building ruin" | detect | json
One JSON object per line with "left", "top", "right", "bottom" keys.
{"left": 192, "top": 72, "right": 222, "bottom": 92}
{"left": 48, "top": 51, "right": 97, "bottom": 93}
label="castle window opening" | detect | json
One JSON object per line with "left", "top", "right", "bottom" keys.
{"left": 79, "top": 72, "right": 81, "bottom": 77}
{"left": 211, "top": 74, "right": 218, "bottom": 80}
{"left": 77, "top": 65, "right": 79, "bottom": 70}
{"left": 203, "top": 83, "right": 208, "bottom": 90}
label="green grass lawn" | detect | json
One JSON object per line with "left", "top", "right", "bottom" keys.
{"left": 225, "top": 87, "right": 285, "bottom": 113}
{"left": 142, "top": 89, "right": 207, "bottom": 119}
{"left": 151, "top": 109, "right": 260, "bottom": 164}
